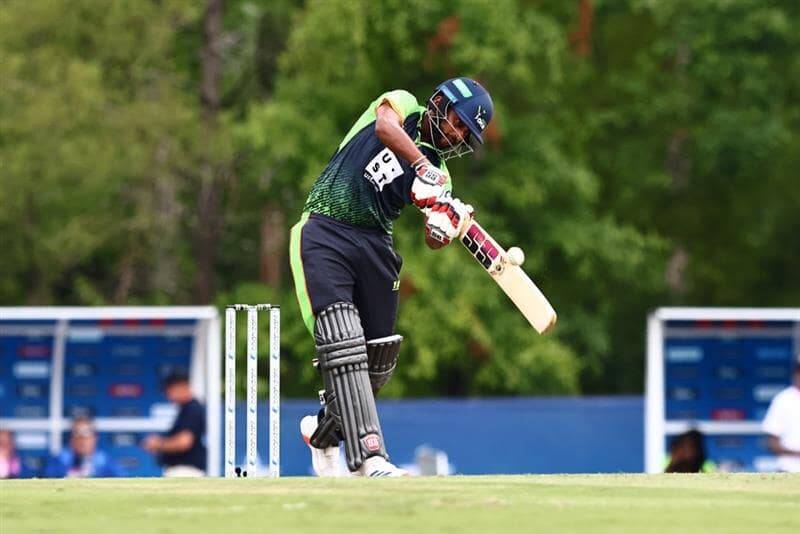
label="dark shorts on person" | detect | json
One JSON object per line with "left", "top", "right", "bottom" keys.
{"left": 290, "top": 213, "right": 403, "bottom": 340}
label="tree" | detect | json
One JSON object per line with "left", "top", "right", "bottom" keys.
{"left": 2, "top": 0, "right": 797, "bottom": 396}
{"left": 0, "top": 0, "right": 204, "bottom": 304}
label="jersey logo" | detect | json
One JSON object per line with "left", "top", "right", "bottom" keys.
{"left": 364, "top": 148, "right": 404, "bottom": 191}
{"left": 362, "top": 433, "right": 382, "bottom": 452}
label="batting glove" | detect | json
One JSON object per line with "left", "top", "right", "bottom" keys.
{"left": 425, "top": 196, "right": 474, "bottom": 246}
{"left": 410, "top": 156, "right": 448, "bottom": 210}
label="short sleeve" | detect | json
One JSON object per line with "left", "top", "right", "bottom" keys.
{"left": 171, "top": 402, "right": 205, "bottom": 436}
{"left": 762, "top": 393, "right": 785, "bottom": 436}
{"left": 376, "top": 90, "right": 419, "bottom": 120}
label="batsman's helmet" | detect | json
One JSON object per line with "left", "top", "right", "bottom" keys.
{"left": 434, "top": 77, "right": 493, "bottom": 144}
{"left": 427, "top": 77, "right": 493, "bottom": 159}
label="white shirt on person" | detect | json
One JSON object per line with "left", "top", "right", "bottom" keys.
{"left": 762, "top": 385, "right": 800, "bottom": 472}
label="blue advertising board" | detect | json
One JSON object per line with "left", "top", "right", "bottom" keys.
{"left": 646, "top": 308, "right": 799, "bottom": 473}
{"left": 0, "top": 307, "right": 220, "bottom": 477}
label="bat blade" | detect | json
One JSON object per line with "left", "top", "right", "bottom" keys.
{"left": 494, "top": 264, "right": 557, "bottom": 334}
{"left": 459, "top": 219, "right": 557, "bottom": 334}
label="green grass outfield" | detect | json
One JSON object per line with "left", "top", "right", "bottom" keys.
{"left": 1, "top": 474, "right": 798, "bottom": 533}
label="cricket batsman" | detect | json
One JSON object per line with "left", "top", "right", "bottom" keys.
{"left": 290, "top": 78, "right": 493, "bottom": 476}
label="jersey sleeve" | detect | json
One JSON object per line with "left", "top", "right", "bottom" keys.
{"left": 762, "top": 392, "right": 785, "bottom": 436}
{"left": 376, "top": 90, "right": 419, "bottom": 120}
{"left": 170, "top": 402, "right": 205, "bottom": 437}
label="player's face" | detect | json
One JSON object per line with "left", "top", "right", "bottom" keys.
{"left": 0, "top": 430, "right": 12, "bottom": 451}
{"left": 71, "top": 423, "right": 97, "bottom": 455}
{"left": 166, "top": 382, "right": 190, "bottom": 403}
{"left": 441, "top": 109, "right": 471, "bottom": 147}
{"left": 425, "top": 95, "right": 472, "bottom": 154}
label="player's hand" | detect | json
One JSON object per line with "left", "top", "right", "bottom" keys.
{"left": 141, "top": 434, "right": 163, "bottom": 453}
{"left": 425, "top": 196, "right": 474, "bottom": 246}
{"left": 410, "top": 157, "right": 448, "bottom": 210}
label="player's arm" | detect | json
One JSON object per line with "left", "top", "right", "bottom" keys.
{"left": 158, "top": 430, "right": 194, "bottom": 453}
{"left": 375, "top": 103, "right": 426, "bottom": 165}
{"left": 374, "top": 100, "right": 451, "bottom": 204}
{"left": 142, "top": 430, "right": 194, "bottom": 454}
{"left": 374, "top": 97, "right": 471, "bottom": 249}
{"left": 374, "top": 102, "right": 444, "bottom": 201}
{"left": 766, "top": 435, "right": 800, "bottom": 457}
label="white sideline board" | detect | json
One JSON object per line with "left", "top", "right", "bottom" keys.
{"left": 645, "top": 307, "right": 800, "bottom": 473}
{"left": 0, "top": 307, "right": 221, "bottom": 476}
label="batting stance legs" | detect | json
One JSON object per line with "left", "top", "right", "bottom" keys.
{"left": 312, "top": 302, "right": 387, "bottom": 471}
{"left": 290, "top": 213, "right": 406, "bottom": 476}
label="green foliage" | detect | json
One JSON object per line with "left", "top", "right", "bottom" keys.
{"left": 0, "top": 0, "right": 207, "bottom": 304}
{"left": 1, "top": 0, "right": 798, "bottom": 396}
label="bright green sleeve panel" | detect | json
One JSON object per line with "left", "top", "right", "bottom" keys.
{"left": 337, "top": 89, "right": 420, "bottom": 151}
{"left": 375, "top": 89, "right": 419, "bottom": 119}
{"left": 338, "top": 105, "right": 378, "bottom": 151}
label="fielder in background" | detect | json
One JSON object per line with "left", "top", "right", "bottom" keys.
{"left": 290, "top": 78, "right": 493, "bottom": 477}
{"left": 762, "top": 362, "right": 800, "bottom": 472}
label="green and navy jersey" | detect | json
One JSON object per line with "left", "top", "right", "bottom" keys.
{"left": 303, "top": 90, "right": 451, "bottom": 234}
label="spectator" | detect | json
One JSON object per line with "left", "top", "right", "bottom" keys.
{"left": 0, "top": 429, "right": 22, "bottom": 479}
{"left": 762, "top": 363, "right": 800, "bottom": 472}
{"left": 44, "top": 417, "right": 124, "bottom": 478}
{"left": 665, "top": 429, "right": 715, "bottom": 473}
{"left": 142, "top": 370, "right": 207, "bottom": 477}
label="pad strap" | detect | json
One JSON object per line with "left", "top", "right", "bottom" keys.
{"left": 367, "top": 335, "right": 403, "bottom": 394}
{"left": 310, "top": 390, "right": 342, "bottom": 448}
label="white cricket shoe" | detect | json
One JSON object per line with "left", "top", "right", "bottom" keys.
{"left": 300, "top": 415, "right": 345, "bottom": 477}
{"left": 356, "top": 456, "right": 409, "bottom": 477}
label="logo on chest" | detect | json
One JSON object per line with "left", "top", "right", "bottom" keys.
{"left": 364, "top": 147, "right": 404, "bottom": 191}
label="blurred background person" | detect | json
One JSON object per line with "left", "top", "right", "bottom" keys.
{"left": 142, "top": 370, "right": 207, "bottom": 477}
{"left": 44, "top": 417, "right": 124, "bottom": 478}
{"left": 665, "top": 429, "right": 715, "bottom": 473}
{"left": 0, "top": 429, "right": 22, "bottom": 479}
{"left": 762, "top": 363, "right": 800, "bottom": 472}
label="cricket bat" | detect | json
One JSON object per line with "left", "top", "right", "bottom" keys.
{"left": 459, "top": 218, "right": 557, "bottom": 334}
